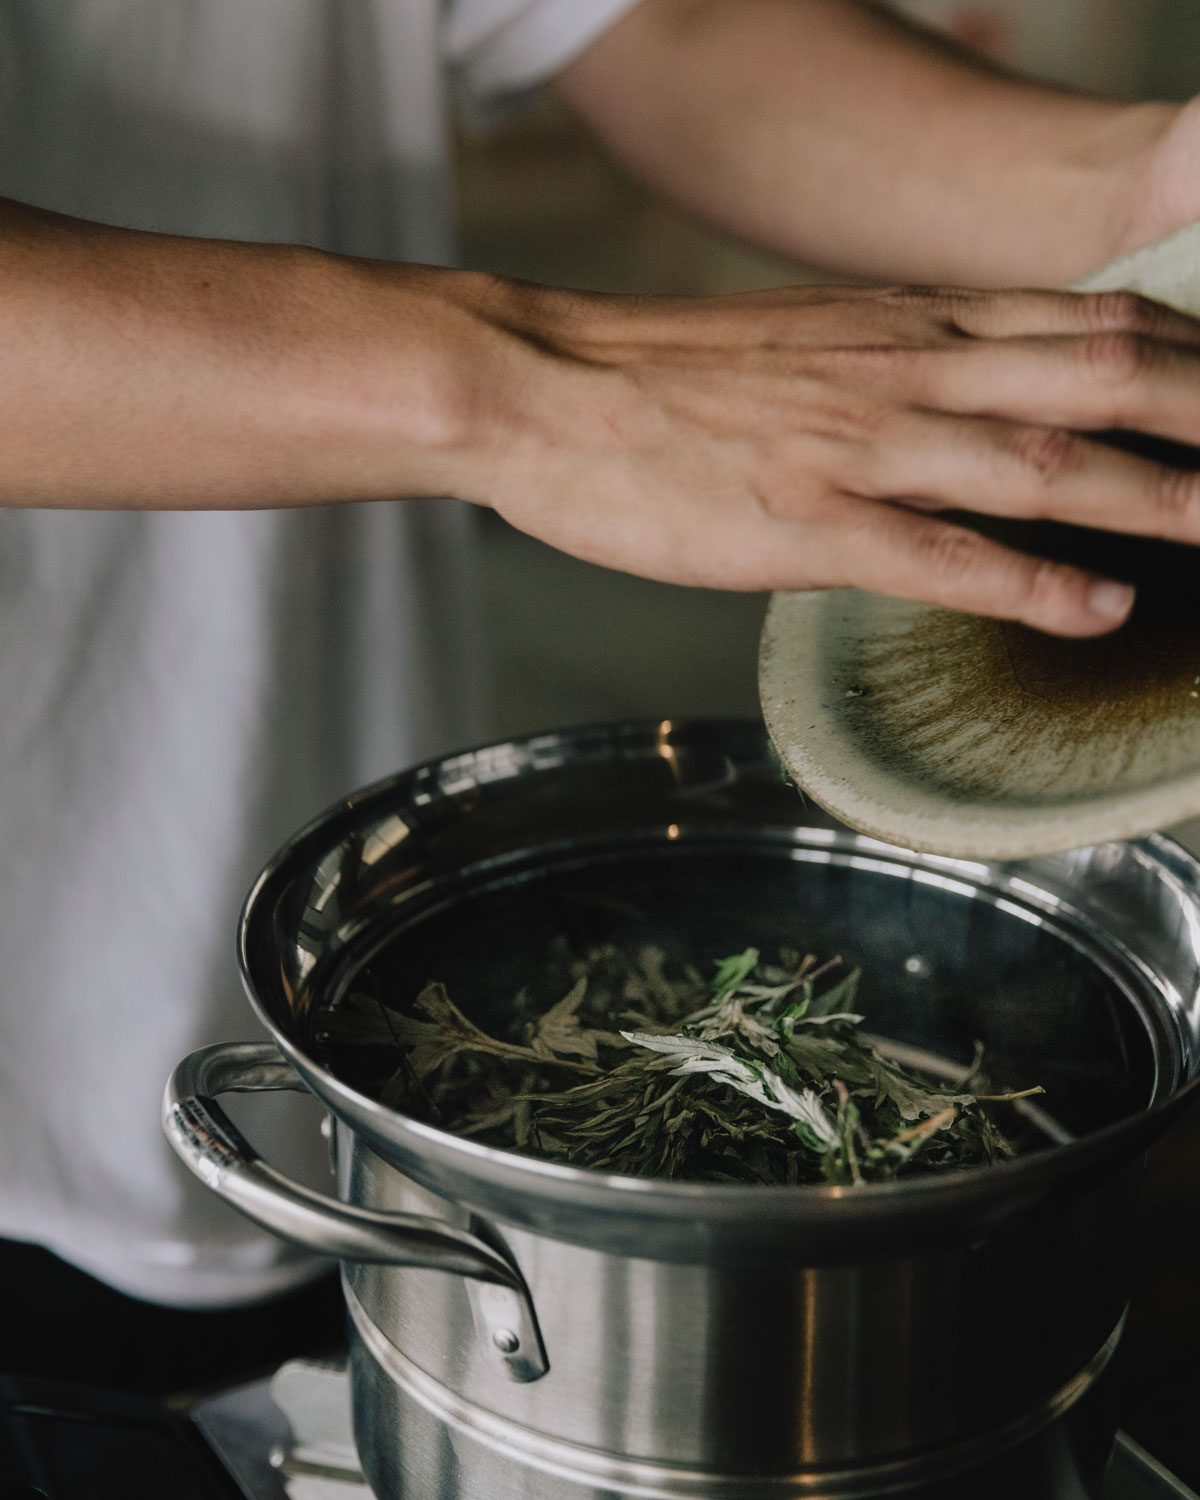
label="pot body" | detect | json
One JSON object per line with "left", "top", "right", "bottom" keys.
{"left": 341, "top": 1136, "right": 1132, "bottom": 1498}
{"left": 166, "top": 722, "right": 1200, "bottom": 1499}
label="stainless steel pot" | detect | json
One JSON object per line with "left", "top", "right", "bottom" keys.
{"left": 164, "top": 721, "right": 1200, "bottom": 1500}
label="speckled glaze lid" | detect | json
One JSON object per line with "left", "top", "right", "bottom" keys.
{"left": 759, "top": 223, "right": 1200, "bottom": 860}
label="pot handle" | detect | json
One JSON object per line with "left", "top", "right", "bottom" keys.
{"left": 163, "top": 1041, "right": 548, "bottom": 1382}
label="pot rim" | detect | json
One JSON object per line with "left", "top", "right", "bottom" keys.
{"left": 235, "top": 719, "right": 1200, "bottom": 1249}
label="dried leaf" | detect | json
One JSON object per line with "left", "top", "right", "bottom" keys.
{"left": 530, "top": 977, "right": 613, "bottom": 1062}
{"left": 325, "top": 945, "right": 1043, "bottom": 1188}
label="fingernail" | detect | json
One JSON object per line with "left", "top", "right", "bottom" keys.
{"left": 1087, "top": 579, "right": 1135, "bottom": 621}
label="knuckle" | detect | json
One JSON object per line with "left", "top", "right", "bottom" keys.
{"left": 756, "top": 482, "right": 794, "bottom": 520}
{"left": 914, "top": 523, "right": 987, "bottom": 587}
{"left": 872, "top": 286, "right": 979, "bottom": 342}
{"left": 1083, "top": 289, "right": 1159, "bottom": 333}
{"left": 757, "top": 404, "right": 898, "bottom": 512}
{"left": 1081, "top": 330, "right": 1154, "bottom": 387}
{"left": 1151, "top": 464, "right": 1200, "bottom": 528}
{"left": 1006, "top": 424, "right": 1084, "bottom": 487}
{"left": 754, "top": 462, "right": 834, "bottom": 521}
{"left": 1012, "top": 555, "right": 1069, "bottom": 612}
{"left": 874, "top": 285, "right": 943, "bottom": 311}
{"left": 812, "top": 393, "right": 891, "bottom": 442}
{"left": 841, "top": 343, "right": 931, "bottom": 386}
{"left": 875, "top": 284, "right": 976, "bottom": 312}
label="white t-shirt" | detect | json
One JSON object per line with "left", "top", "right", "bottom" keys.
{"left": 0, "top": 0, "right": 639, "bottom": 1307}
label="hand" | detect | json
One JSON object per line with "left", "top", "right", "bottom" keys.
{"left": 454, "top": 278, "right": 1200, "bottom": 637}
{"left": 1117, "top": 94, "right": 1200, "bottom": 259}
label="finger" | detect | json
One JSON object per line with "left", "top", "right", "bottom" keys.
{"left": 844, "top": 410, "right": 1200, "bottom": 543}
{"left": 942, "top": 287, "right": 1200, "bottom": 346}
{"left": 800, "top": 285, "right": 1200, "bottom": 346}
{"left": 913, "top": 331, "right": 1200, "bottom": 447}
{"left": 807, "top": 495, "right": 1134, "bottom": 638}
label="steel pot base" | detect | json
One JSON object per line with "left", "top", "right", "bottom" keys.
{"left": 347, "top": 1281, "right": 1121, "bottom": 1500}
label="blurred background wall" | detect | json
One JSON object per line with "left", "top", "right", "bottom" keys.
{"left": 894, "top": 0, "right": 1150, "bottom": 94}
{"left": 465, "top": 0, "right": 1200, "bottom": 745}
{"left": 1143, "top": 0, "right": 1200, "bottom": 100}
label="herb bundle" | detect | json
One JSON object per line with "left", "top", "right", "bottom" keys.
{"left": 319, "top": 946, "right": 1044, "bottom": 1186}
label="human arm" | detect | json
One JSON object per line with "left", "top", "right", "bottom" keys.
{"left": 554, "top": 0, "right": 1183, "bottom": 288}
{"left": 0, "top": 199, "right": 489, "bottom": 509}
{"left": 11, "top": 195, "right": 1200, "bottom": 638}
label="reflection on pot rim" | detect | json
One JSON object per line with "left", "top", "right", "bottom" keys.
{"left": 228, "top": 721, "right": 1200, "bottom": 1263}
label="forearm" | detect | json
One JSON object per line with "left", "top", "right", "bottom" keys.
{"left": 15, "top": 195, "right": 1200, "bottom": 643}
{"left": 0, "top": 198, "right": 511, "bottom": 507}
{"left": 556, "top": 0, "right": 1177, "bottom": 287}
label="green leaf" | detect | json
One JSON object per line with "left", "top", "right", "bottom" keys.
{"left": 710, "top": 948, "right": 760, "bottom": 1004}
{"left": 325, "top": 943, "right": 1040, "bottom": 1187}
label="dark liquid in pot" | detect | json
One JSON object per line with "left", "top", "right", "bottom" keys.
{"left": 309, "top": 845, "right": 1157, "bottom": 1156}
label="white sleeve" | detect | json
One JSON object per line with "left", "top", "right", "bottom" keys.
{"left": 442, "top": 0, "right": 645, "bottom": 118}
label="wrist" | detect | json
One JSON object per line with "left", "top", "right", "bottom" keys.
{"left": 246, "top": 256, "right": 507, "bottom": 505}
{"left": 0, "top": 205, "right": 543, "bottom": 510}
{"left": 1086, "top": 100, "right": 1188, "bottom": 271}
{"left": 282, "top": 257, "right": 586, "bottom": 510}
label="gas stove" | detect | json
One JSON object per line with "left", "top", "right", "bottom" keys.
{"left": 3, "top": 1359, "right": 1194, "bottom": 1500}
{"left": 192, "top": 1362, "right": 360, "bottom": 1500}
{"left": 193, "top": 1363, "right": 1200, "bottom": 1500}
{"left": 196, "top": 1374, "right": 1200, "bottom": 1500}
